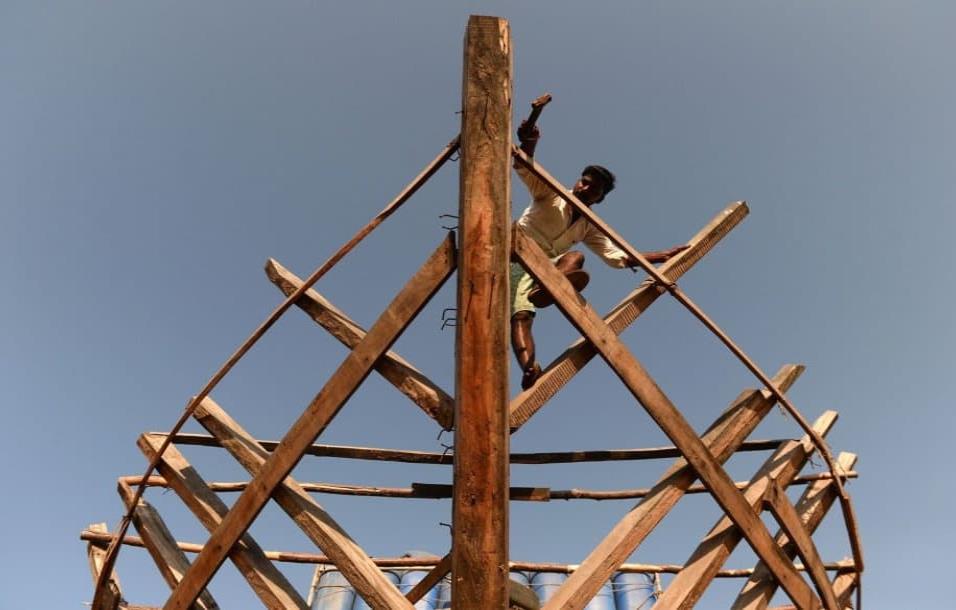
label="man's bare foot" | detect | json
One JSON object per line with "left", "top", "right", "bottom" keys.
{"left": 521, "top": 362, "right": 542, "bottom": 390}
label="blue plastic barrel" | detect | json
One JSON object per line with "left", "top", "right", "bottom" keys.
{"left": 612, "top": 572, "right": 657, "bottom": 610}
{"left": 351, "top": 570, "right": 401, "bottom": 610}
{"left": 398, "top": 569, "right": 440, "bottom": 610}
{"left": 310, "top": 570, "right": 354, "bottom": 610}
{"left": 530, "top": 571, "right": 567, "bottom": 604}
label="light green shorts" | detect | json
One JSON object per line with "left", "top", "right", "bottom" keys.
{"left": 510, "top": 262, "right": 536, "bottom": 316}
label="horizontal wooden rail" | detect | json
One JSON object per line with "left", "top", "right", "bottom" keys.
{"left": 159, "top": 432, "right": 790, "bottom": 464}
{"left": 80, "top": 530, "right": 857, "bottom": 577}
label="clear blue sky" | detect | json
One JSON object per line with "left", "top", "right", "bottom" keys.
{"left": 2, "top": 2, "right": 952, "bottom": 608}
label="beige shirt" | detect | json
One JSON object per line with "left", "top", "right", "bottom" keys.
{"left": 514, "top": 165, "right": 630, "bottom": 268}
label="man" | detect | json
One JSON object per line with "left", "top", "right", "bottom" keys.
{"left": 511, "top": 120, "right": 688, "bottom": 390}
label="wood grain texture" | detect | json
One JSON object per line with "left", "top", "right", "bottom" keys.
{"left": 509, "top": 202, "right": 748, "bottom": 431}
{"left": 762, "top": 479, "right": 839, "bottom": 610}
{"left": 452, "top": 14, "right": 512, "bottom": 610}
{"left": 118, "top": 481, "right": 219, "bottom": 609}
{"left": 733, "top": 452, "right": 858, "bottom": 610}
{"left": 163, "top": 234, "right": 455, "bottom": 610}
{"left": 265, "top": 258, "right": 454, "bottom": 429}
{"left": 515, "top": 229, "right": 815, "bottom": 610}
{"left": 539, "top": 364, "right": 803, "bottom": 610}
{"left": 137, "top": 434, "right": 306, "bottom": 610}
{"left": 192, "top": 397, "right": 414, "bottom": 610}
{"left": 654, "top": 411, "right": 838, "bottom": 610}
{"left": 87, "top": 523, "right": 125, "bottom": 610}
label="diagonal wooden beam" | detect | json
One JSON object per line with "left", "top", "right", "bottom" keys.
{"left": 265, "top": 258, "right": 454, "bottom": 429}
{"left": 733, "top": 452, "right": 858, "bottom": 610}
{"left": 164, "top": 234, "right": 456, "bottom": 610}
{"left": 509, "top": 202, "right": 748, "bottom": 431}
{"left": 404, "top": 553, "right": 451, "bottom": 603}
{"left": 831, "top": 571, "right": 858, "bottom": 609}
{"left": 539, "top": 364, "right": 802, "bottom": 610}
{"left": 117, "top": 480, "right": 219, "bottom": 610}
{"left": 192, "top": 397, "right": 414, "bottom": 610}
{"left": 514, "top": 228, "right": 817, "bottom": 609}
{"left": 653, "top": 411, "right": 838, "bottom": 610}
{"left": 87, "top": 523, "right": 125, "bottom": 610}
{"left": 137, "top": 434, "right": 306, "bottom": 610}
{"left": 762, "top": 479, "right": 840, "bottom": 610}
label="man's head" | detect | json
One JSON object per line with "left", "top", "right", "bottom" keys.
{"left": 574, "top": 165, "right": 616, "bottom": 205}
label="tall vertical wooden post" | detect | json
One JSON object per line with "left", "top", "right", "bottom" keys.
{"left": 453, "top": 14, "right": 512, "bottom": 610}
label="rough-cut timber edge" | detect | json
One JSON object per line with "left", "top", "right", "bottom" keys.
{"left": 453, "top": 14, "right": 512, "bottom": 610}
{"left": 193, "top": 397, "right": 414, "bottom": 610}
{"left": 831, "top": 571, "right": 858, "bottom": 608}
{"left": 137, "top": 434, "right": 307, "bottom": 610}
{"left": 265, "top": 258, "right": 454, "bottom": 430}
{"left": 117, "top": 481, "right": 219, "bottom": 609}
{"left": 509, "top": 202, "right": 748, "bottom": 431}
{"left": 762, "top": 479, "right": 840, "bottom": 609}
{"left": 163, "top": 234, "right": 456, "bottom": 610}
{"left": 515, "top": 229, "right": 816, "bottom": 609}
{"left": 539, "top": 364, "right": 803, "bottom": 610}
{"left": 653, "top": 411, "right": 838, "bottom": 610}
{"left": 733, "top": 453, "right": 859, "bottom": 609}
{"left": 88, "top": 523, "right": 125, "bottom": 610}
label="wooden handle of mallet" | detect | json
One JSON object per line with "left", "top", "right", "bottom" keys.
{"left": 524, "top": 93, "right": 552, "bottom": 130}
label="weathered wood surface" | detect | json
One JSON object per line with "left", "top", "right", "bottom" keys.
{"left": 831, "top": 571, "right": 858, "bottom": 609}
{"left": 762, "top": 479, "right": 839, "bottom": 610}
{"left": 118, "top": 481, "right": 219, "bottom": 610}
{"left": 164, "top": 235, "right": 455, "bottom": 610}
{"left": 193, "top": 397, "right": 414, "bottom": 610}
{"left": 265, "top": 258, "right": 454, "bottom": 429}
{"left": 138, "top": 434, "right": 307, "bottom": 610}
{"left": 164, "top": 431, "right": 788, "bottom": 464}
{"left": 452, "top": 14, "right": 512, "bottom": 610}
{"left": 509, "top": 202, "right": 748, "bottom": 430}
{"left": 515, "top": 228, "right": 816, "bottom": 610}
{"left": 94, "top": 135, "right": 461, "bottom": 610}
{"left": 654, "top": 411, "right": 838, "bottom": 610}
{"left": 87, "top": 523, "right": 125, "bottom": 610}
{"left": 539, "top": 364, "right": 802, "bottom": 610}
{"left": 732, "top": 452, "right": 858, "bottom": 610}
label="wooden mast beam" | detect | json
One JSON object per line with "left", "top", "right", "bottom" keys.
{"left": 87, "top": 522, "right": 125, "bottom": 610}
{"left": 452, "top": 14, "right": 512, "bottom": 610}
{"left": 265, "top": 258, "right": 454, "bottom": 429}
{"left": 192, "top": 397, "right": 414, "bottom": 610}
{"left": 509, "top": 202, "right": 748, "bottom": 431}
{"left": 161, "top": 233, "right": 455, "bottom": 610}
{"left": 514, "top": 228, "right": 817, "bottom": 609}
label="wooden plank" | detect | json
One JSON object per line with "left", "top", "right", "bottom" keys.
{"left": 653, "top": 411, "right": 838, "bottom": 610}
{"left": 509, "top": 202, "right": 748, "bottom": 431}
{"left": 117, "top": 481, "right": 219, "bottom": 610}
{"left": 265, "top": 258, "right": 454, "bottom": 429}
{"left": 165, "top": 431, "right": 788, "bottom": 464}
{"left": 87, "top": 523, "right": 125, "bottom": 610}
{"left": 733, "top": 453, "right": 858, "bottom": 610}
{"left": 405, "top": 553, "right": 451, "bottom": 603}
{"left": 452, "top": 14, "right": 512, "bottom": 610}
{"left": 192, "top": 397, "right": 414, "bottom": 610}
{"left": 539, "top": 364, "right": 802, "bottom": 610}
{"left": 831, "top": 571, "right": 858, "bottom": 609}
{"left": 762, "top": 480, "right": 840, "bottom": 610}
{"left": 515, "top": 229, "right": 816, "bottom": 610}
{"left": 164, "top": 234, "right": 456, "bottom": 610}
{"left": 138, "top": 434, "right": 307, "bottom": 610}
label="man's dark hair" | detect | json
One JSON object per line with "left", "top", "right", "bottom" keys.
{"left": 582, "top": 165, "right": 616, "bottom": 194}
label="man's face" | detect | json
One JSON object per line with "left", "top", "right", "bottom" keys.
{"left": 573, "top": 173, "right": 607, "bottom": 205}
